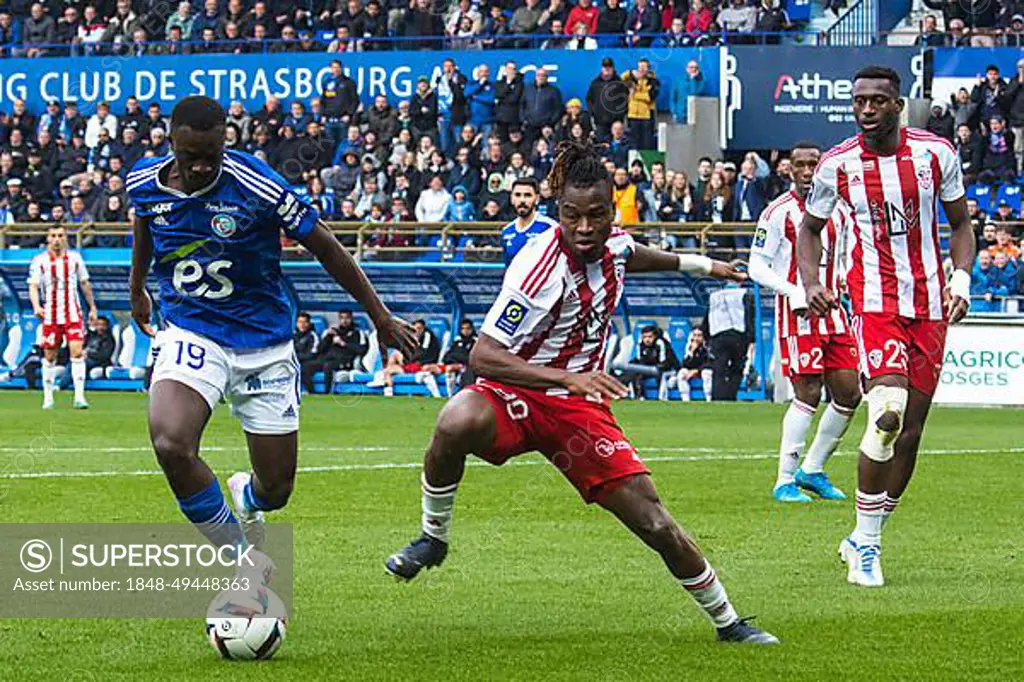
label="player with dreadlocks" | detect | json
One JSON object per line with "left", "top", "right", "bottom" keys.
{"left": 386, "top": 141, "right": 779, "bottom": 644}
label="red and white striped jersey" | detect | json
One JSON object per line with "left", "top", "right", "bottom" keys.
{"left": 752, "top": 190, "right": 849, "bottom": 337}
{"left": 806, "top": 127, "right": 964, "bottom": 321}
{"left": 27, "top": 250, "right": 89, "bottom": 325}
{"left": 481, "top": 226, "right": 632, "bottom": 391}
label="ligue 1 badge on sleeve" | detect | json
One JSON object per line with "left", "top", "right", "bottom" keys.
{"left": 211, "top": 214, "right": 238, "bottom": 238}
{"left": 495, "top": 299, "right": 526, "bottom": 335}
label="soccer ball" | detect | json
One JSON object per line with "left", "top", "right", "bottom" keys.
{"left": 206, "top": 586, "right": 287, "bottom": 661}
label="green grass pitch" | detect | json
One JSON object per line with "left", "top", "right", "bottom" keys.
{"left": 0, "top": 391, "right": 1021, "bottom": 681}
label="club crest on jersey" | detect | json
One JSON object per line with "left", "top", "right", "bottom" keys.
{"left": 211, "top": 213, "right": 237, "bottom": 238}
{"left": 916, "top": 166, "right": 933, "bottom": 191}
{"left": 495, "top": 299, "right": 526, "bottom": 335}
{"left": 753, "top": 225, "right": 768, "bottom": 249}
{"left": 868, "top": 349, "right": 883, "bottom": 369}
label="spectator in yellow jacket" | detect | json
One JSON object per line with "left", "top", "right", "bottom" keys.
{"left": 622, "top": 58, "right": 660, "bottom": 151}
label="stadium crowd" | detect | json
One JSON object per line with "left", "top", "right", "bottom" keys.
{"left": 0, "top": 0, "right": 800, "bottom": 56}
{"left": 0, "top": 49, "right": 796, "bottom": 260}
{"left": 919, "top": 54, "right": 1024, "bottom": 306}
{"left": 915, "top": 2, "right": 1024, "bottom": 47}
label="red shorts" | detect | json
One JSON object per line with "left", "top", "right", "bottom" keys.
{"left": 466, "top": 379, "right": 650, "bottom": 503}
{"left": 852, "top": 313, "right": 948, "bottom": 396}
{"left": 779, "top": 331, "right": 859, "bottom": 378}
{"left": 41, "top": 321, "right": 84, "bottom": 349}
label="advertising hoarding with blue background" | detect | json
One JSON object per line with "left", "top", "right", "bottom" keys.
{"left": 721, "top": 46, "right": 924, "bottom": 150}
{"left": 0, "top": 48, "right": 718, "bottom": 116}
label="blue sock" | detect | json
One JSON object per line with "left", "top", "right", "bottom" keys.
{"left": 178, "top": 479, "right": 247, "bottom": 551}
{"left": 243, "top": 480, "right": 283, "bottom": 512}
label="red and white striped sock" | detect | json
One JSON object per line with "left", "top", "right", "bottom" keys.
{"left": 776, "top": 399, "right": 816, "bottom": 487}
{"left": 881, "top": 493, "right": 901, "bottom": 527}
{"left": 680, "top": 561, "right": 738, "bottom": 629}
{"left": 851, "top": 490, "right": 887, "bottom": 547}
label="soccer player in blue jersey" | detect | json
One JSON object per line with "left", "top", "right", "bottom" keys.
{"left": 501, "top": 178, "right": 559, "bottom": 265}
{"left": 127, "top": 96, "right": 416, "bottom": 574}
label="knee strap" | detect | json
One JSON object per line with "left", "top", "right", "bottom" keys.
{"left": 859, "top": 385, "right": 908, "bottom": 462}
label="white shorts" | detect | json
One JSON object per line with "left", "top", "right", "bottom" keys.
{"left": 152, "top": 326, "right": 300, "bottom": 435}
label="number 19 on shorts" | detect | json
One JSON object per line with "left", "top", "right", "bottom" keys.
{"left": 175, "top": 341, "right": 206, "bottom": 370}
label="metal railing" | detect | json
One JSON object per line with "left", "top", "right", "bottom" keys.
{"left": 0, "top": 29, "right": 867, "bottom": 59}
{"left": 826, "top": 0, "right": 878, "bottom": 47}
{"left": 0, "top": 221, "right": 760, "bottom": 260}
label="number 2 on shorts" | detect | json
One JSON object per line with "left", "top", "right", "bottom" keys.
{"left": 174, "top": 340, "right": 206, "bottom": 370}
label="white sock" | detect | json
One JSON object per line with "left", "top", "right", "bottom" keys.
{"left": 680, "top": 561, "right": 739, "bottom": 629}
{"left": 658, "top": 374, "right": 669, "bottom": 401}
{"left": 421, "top": 473, "right": 457, "bottom": 543}
{"left": 776, "top": 399, "right": 816, "bottom": 487}
{"left": 71, "top": 357, "right": 86, "bottom": 401}
{"left": 418, "top": 371, "right": 441, "bottom": 398}
{"left": 384, "top": 385, "right": 394, "bottom": 397}
{"left": 701, "top": 369, "right": 713, "bottom": 402}
{"left": 801, "top": 402, "right": 856, "bottom": 474}
{"left": 677, "top": 372, "right": 691, "bottom": 402}
{"left": 851, "top": 490, "right": 886, "bottom": 547}
{"left": 445, "top": 373, "right": 457, "bottom": 397}
{"left": 42, "top": 360, "right": 56, "bottom": 404}
{"left": 882, "top": 493, "right": 900, "bottom": 528}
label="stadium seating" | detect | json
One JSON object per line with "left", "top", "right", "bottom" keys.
{"left": 966, "top": 184, "right": 992, "bottom": 215}
{"left": 995, "top": 184, "right": 1022, "bottom": 216}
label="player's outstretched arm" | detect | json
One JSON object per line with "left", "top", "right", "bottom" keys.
{"left": 626, "top": 244, "right": 747, "bottom": 281}
{"left": 128, "top": 215, "right": 156, "bottom": 337}
{"left": 942, "top": 196, "right": 977, "bottom": 324}
{"left": 301, "top": 221, "right": 417, "bottom": 356}
{"left": 470, "top": 334, "right": 629, "bottom": 400}
{"left": 796, "top": 213, "right": 831, "bottom": 316}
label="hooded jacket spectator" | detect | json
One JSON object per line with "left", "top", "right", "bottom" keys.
{"left": 494, "top": 70, "right": 525, "bottom": 128}
{"left": 671, "top": 62, "right": 706, "bottom": 123}
{"left": 587, "top": 63, "right": 630, "bottom": 132}
{"left": 361, "top": 100, "right": 400, "bottom": 144}
{"left": 926, "top": 101, "right": 955, "bottom": 143}
{"left": 622, "top": 68, "right": 660, "bottom": 122}
{"left": 444, "top": 186, "right": 476, "bottom": 221}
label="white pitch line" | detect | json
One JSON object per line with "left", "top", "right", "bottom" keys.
{"left": 2, "top": 444, "right": 1024, "bottom": 456}
{"left": 0, "top": 448, "right": 1020, "bottom": 481}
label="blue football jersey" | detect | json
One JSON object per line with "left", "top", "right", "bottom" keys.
{"left": 126, "top": 150, "right": 319, "bottom": 349}
{"left": 501, "top": 213, "right": 558, "bottom": 266}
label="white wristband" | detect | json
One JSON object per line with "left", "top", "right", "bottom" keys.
{"left": 677, "top": 254, "right": 713, "bottom": 276}
{"left": 949, "top": 269, "right": 971, "bottom": 301}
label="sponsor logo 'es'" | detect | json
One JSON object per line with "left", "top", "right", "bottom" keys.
{"left": 774, "top": 73, "right": 854, "bottom": 101}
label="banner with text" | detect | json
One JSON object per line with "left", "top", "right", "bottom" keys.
{"left": 721, "top": 46, "right": 924, "bottom": 149}
{"left": 934, "top": 323, "right": 1024, "bottom": 406}
{"left": 0, "top": 48, "right": 718, "bottom": 116}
